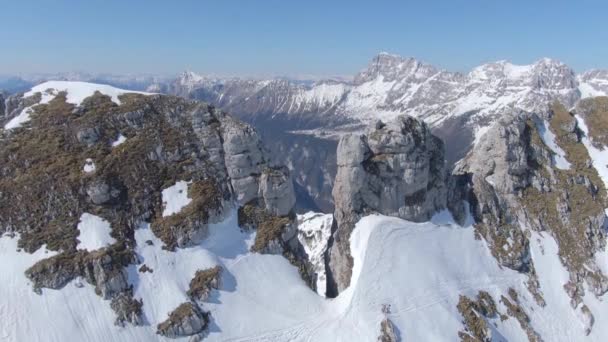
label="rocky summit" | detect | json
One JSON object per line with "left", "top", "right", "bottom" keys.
{"left": 0, "top": 82, "right": 308, "bottom": 339}
{"left": 326, "top": 115, "right": 446, "bottom": 295}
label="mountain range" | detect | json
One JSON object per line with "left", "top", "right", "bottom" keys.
{"left": 3, "top": 54, "right": 608, "bottom": 213}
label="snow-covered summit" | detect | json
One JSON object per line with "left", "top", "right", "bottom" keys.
{"left": 26, "top": 80, "right": 153, "bottom": 106}
{"left": 175, "top": 53, "right": 608, "bottom": 134}
{"left": 2, "top": 81, "right": 153, "bottom": 130}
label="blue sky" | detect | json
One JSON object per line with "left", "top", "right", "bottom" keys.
{"left": 1, "top": 0, "right": 607, "bottom": 76}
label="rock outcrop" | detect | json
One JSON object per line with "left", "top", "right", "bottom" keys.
{"left": 451, "top": 105, "right": 608, "bottom": 315}
{"left": 187, "top": 266, "right": 222, "bottom": 302}
{"left": 377, "top": 318, "right": 398, "bottom": 342}
{"left": 325, "top": 115, "right": 446, "bottom": 296}
{"left": 0, "top": 82, "right": 302, "bottom": 328}
{"left": 156, "top": 302, "right": 208, "bottom": 338}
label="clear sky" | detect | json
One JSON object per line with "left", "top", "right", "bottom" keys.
{"left": 1, "top": 0, "right": 607, "bottom": 76}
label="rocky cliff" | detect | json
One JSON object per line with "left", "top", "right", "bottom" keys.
{"left": 450, "top": 103, "right": 608, "bottom": 320}
{"left": 325, "top": 116, "right": 446, "bottom": 296}
{"left": 0, "top": 81, "right": 306, "bottom": 337}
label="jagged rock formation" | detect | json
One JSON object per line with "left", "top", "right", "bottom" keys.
{"left": 325, "top": 115, "right": 446, "bottom": 296}
{"left": 451, "top": 104, "right": 608, "bottom": 314}
{"left": 0, "top": 82, "right": 303, "bottom": 329}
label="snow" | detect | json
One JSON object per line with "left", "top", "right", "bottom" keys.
{"left": 535, "top": 119, "right": 571, "bottom": 169}
{"left": 576, "top": 115, "right": 608, "bottom": 189}
{"left": 297, "top": 212, "right": 333, "bottom": 295}
{"left": 24, "top": 81, "right": 152, "bottom": 106}
{"left": 473, "top": 124, "right": 492, "bottom": 146}
{"left": 3, "top": 107, "right": 33, "bottom": 130}
{"left": 579, "top": 82, "right": 606, "bottom": 99}
{"left": 503, "top": 62, "right": 533, "bottom": 79}
{"left": 111, "top": 134, "right": 127, "bottom": 147}
{"left": 76, "top": 213, "right": 116, "bottom": 251}
{"left": 161, "top": 181, "right": 192, "bottom": 217}
{"left": 3, "top": 207, "right": 608, "bottom": 340}
{"left": 83, "top": 158, "right": 96, "bottom": 173}
{"left": 128, "top": 223, "right": 220, "bottom": 327}
{"left": 3, "top": 81, "right": 152, "bottom": 130}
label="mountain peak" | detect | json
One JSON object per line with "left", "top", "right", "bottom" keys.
{"left": 177, "top": 70, "right": 205, "bottom": 85}
{"left": 354, "top": 52, "right": 438, "bottom": 84}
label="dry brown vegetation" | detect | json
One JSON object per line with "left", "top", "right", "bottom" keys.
{"left": 522, "top": 104, "right": 607, "bottom": 273}
{"left": 151, "top": 180, "right": 223, "bottom": 250}
{"left": 238, "top": 202, "right": 291, "bottom": 252}
{"left": 577, "top": 96, "right": 608, "bottom": 147}
{"left": 156, "top": 302, "right": 208, "bottom": 336}
{"left": 187, "top": 266, "right": 222, "bottom": 301}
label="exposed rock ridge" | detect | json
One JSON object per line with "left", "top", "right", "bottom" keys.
{"left": 450, "top": 105, "right": 608, "bottom": 322}
{"left": 325, "top": 115, "right": 446, "bottom": 296}
{"left": 0, "top": 83, "right": 302, "bottom": 329}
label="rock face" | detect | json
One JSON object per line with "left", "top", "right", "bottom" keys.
{"left": 451, "top": 105, "right": 608, "bottom": 312}
{"left": 0, "top": 82, "right": 300, "bottom": 329}
{"left": 325, "top": 115, "right": 446, "bottom": 296}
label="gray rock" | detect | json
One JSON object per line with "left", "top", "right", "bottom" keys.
{"left": 76, "top": 127, "right": 101, "bottom": 147}
{"left": 0, "top": 92, "right": 5, "bottom": 119}
{"left": 378, "top": 317, "right": 399, "bottom": 342}
{"left": 259, "top": 166, "right": 296, "bottom": 217}
{"left": 86, "top": 180, "right": 111, "bottom": 205}
{"left": 326, "top": 115, "right": 446, "bottom": 296}
{"left": 110, "top": 292, "right": 143, "bottom": 326}
{"left": 157, "top": 302, "right": 208, "bottom": 338}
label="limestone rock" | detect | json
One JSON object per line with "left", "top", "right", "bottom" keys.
{"left": 259, "top": 166, "right": 296, "bottom": 217}
{"left": 378, "top": 318, "right": 398, "bottom": 342}
{"left": 187, "top": 266, "right": 222, "bottom": 302}
{"left": 326, "top": 115, "right": 446, "bottom": 296}
{"left": 76, "top": 127, "right": 101, "bottom": 147}
{"left": 110, "top": 292, "right": 143, "bottom": 327}
{"left": 157, "top": 302, "right": 209, "bottom": 338}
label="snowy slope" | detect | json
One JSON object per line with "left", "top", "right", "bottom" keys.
{"left": 3, "top": 206, "right": 607, "bottom": 341}
{"left": 3, "top": 81, "right": 153, "bottom": 130}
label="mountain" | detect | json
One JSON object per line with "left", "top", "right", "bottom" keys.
{"left": 4, "top": 55, "right": 608, "bottom": 213}
{"left": 3, "top": 82, "right": 608, "bottom": 340}
{"left": 0, "top": 72, "right": 170, "bottom": 95}
{"left": 157, "top": 54, "right": 608, "bottom": 212}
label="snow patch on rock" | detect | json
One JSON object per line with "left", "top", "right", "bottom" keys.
{"left": 4, "top": 107, "right": 33, "bottom": 130}
{"left": 161, "top": 181, "right": 192, "bottom": 217}
{"left": 83, "top": 158, "right": 96, "bottom": 173}
{"left": 297, "top": 212, "right": 333, "bottom": 295}
{"left": 111, "top": 134, "right": 127, "bottom": 147}
{"left": 24, "top": 81, "right": 152, "bottom": 106}
{"left": 76, "top": 213, "right": 116, "bottom": 251}
{"left": 576, "top": 115, "right": 608, "bottom": 189}
{"left": 536, "top": 119, "right": 571, "bottom": 169}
